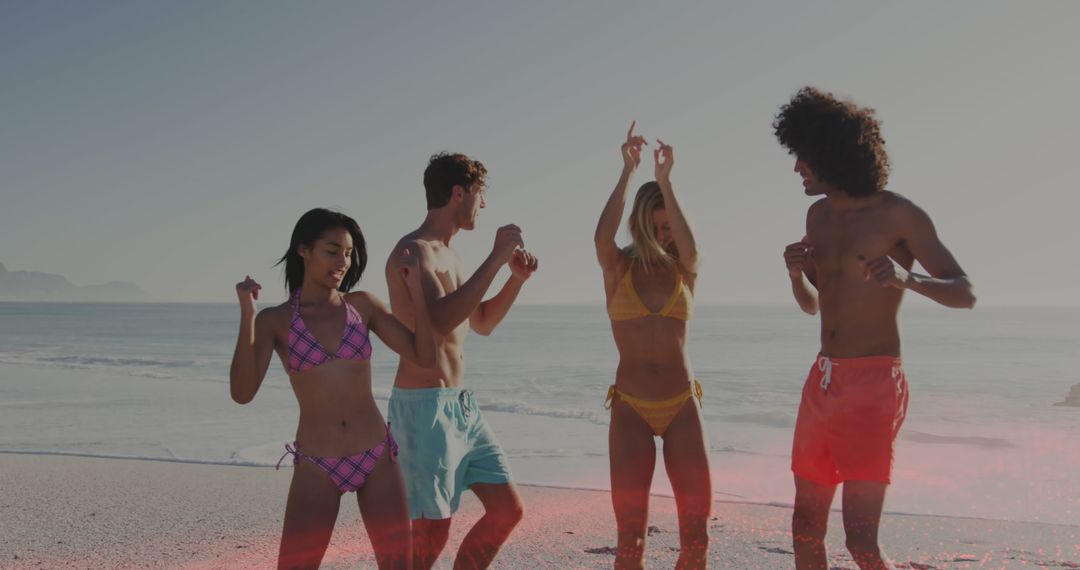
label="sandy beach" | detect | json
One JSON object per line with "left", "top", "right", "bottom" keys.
{"left": 2, "top": 453, "right": 1077, "bottom": 569}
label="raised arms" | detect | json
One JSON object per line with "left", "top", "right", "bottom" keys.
{"left": 595, "top": 121, "right": 647, "bottom": 273}
{"left": 653, "top": 139, "right": 699, "bottom": 275}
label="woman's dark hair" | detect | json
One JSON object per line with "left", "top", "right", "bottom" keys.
{"left": 276, "top": 208, "right": 366, "bottom": 294}
{"left": 773, "top": 86, "right": 891, "bottom": 197}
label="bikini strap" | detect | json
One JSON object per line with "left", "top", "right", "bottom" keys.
{"left": 276, "top": 442, "right": 301, "bottom": 470}
{"left": 604, "top": 385, "right": 618, "bottom": 410}
{"left": 344, "top": 296, "right": 364, "bottom": 327}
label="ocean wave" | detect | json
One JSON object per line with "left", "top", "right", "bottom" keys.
{"left": 0, "top": 351, "right": 225, "bottom": 382}
{"left": 708, "top": 443, "right": 764, "bottom": 455}
{"left": 505, "top": 450, "right": 593, "bottom": 459}
{"left": 479, "top": 399, "right": 609, "bottom": 426}
{"left": 37, "top": 354, "right": 211, "bottom": 369}
{"left": 901, "top": 430, "right": 1015, "bottom": 449}
{"left": 128, "top": 370, "right": 178, "bottom": 379}
{"left": 711, "top": 412, "right": 795, "bottom": 429}
{"left": 0, "top": 448, "right": 272, "bottom": 468}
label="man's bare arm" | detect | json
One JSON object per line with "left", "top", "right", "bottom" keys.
{"left": 425, "top": 252, "right": 504, "bottom": 336}
{"left": 470, "top": 249, "right": 538, "bottom": 336}
{"left": 404, "top": 225, "right": 523, "bottom": 336}
{"left": 784, "top": 238, "right": 818, "bottom": 315}
{"left": 864, "top": 201, "right": 975, "bottom": 309}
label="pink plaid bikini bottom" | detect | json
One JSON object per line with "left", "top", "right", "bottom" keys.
{"left": 276, "top": 423, "right": 398, "bottom": 494}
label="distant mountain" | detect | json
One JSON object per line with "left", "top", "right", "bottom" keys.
{"left": 0, "top": 263, "right": 154, "bottom": 302}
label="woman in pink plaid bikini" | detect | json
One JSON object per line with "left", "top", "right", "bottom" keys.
{"left": 230, "top": 208, "right": 435, "bottom": 569}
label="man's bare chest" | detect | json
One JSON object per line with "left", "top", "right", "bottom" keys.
{"left": 809, "top": 211, "right": 902, "bottom": 273}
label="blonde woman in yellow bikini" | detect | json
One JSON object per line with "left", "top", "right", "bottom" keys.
{"left": 594, "top": 122, "right": 710, "bottom": 569}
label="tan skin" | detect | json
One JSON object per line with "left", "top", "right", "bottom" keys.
{"left": 594, "top": 122, "right": 711, "bottom": 570}
{"left": 783, "top": 158, "right": 975, "bottom": 570}
{"left": 385, "top": 182, "right": 538, "bottom": 570}
{"left": 230, "top": 227, "right": 436, "bottom": 570}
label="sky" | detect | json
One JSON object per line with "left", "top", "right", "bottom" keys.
{"left": 2, "top": 1, "right": 1078, "bottom": 306}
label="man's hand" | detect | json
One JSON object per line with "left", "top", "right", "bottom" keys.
{"left": 784, "top": 238, "right": 813, "bottom": 278}
{"left": 492, "top": 224, "right": 524, "bottom": 264}
{"left": 509, "top": 249, "right": 539, "bottom": 282}
{"left": 861, "top": 255, "right": 910, "bottom": 289}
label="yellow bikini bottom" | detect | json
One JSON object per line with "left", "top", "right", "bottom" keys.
{"left": 604, "top": 380, "right": 703, "bottom": 436}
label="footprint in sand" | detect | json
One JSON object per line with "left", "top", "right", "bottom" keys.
{"left": 584, "top": 546, "right": 617, "bottom": 556}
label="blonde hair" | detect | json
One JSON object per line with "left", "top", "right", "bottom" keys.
{"left": 622, "top": 181, "right": 675, "bottom": 271}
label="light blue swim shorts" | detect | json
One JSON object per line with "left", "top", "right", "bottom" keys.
{"left": 387, "top": 387, "right": 513, "bottom": 520}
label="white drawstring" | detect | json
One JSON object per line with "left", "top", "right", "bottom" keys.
{"left": 459, "top": 390, "right": 474, "bottom": 421}
{"left": 817, "top": 355, "right": 837, "bottom": 392}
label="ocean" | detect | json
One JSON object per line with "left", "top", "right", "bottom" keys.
{"left": 1, "top": 302, "right": 1077, "bottom": 525}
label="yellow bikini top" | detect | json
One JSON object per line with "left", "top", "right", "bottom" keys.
{"left": 607, "top": 261, "right": 693, "bottom": 321}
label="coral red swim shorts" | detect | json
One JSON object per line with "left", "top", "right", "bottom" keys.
{"left": 791, "top": 354, "right": 909, "bottom": 485}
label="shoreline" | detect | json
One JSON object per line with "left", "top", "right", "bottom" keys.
{"left": 2, "top": 453, "right": 1077, "bottom": 569}
{"left": 3, "top": 449, "right": 1076, "bottom": 530}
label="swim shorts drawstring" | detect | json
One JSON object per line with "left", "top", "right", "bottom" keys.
{"left": 817, "top": 355, "right": 837, "bottom": 393}
{"left": 459, "top": 390, "right": 474, "bottom": 422}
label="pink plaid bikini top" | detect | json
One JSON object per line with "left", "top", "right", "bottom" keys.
{"left": 287, "top": 290, "right": 372, "bottom": 374}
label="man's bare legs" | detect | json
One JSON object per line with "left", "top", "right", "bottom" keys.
{"left": 842, "top": 481, "right": 893, "bottom": 570}
{"left": 792, "top": 475, "right": 836, "bottom": 570}
{"left": 411, "top": 518, "right": 451, "bottom": 570}
{"left": 409, "top": 484, "right": 524, "bottom": 570}
{"left": 454, "top": 483, "right": 524, "bottom": 569}
{"left": 793, "top": 477, "right": 893, "bottom": 570}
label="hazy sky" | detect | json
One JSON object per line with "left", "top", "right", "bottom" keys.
{"left": 3, "top": 2, "right": 1077, "bottom": 306}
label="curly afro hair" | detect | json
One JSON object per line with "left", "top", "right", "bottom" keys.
{"left": 424, "top": 152, "right": 488, "bottom": 210}
{"left": 773, "top": 87, "right": 890, "bottom": 197}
